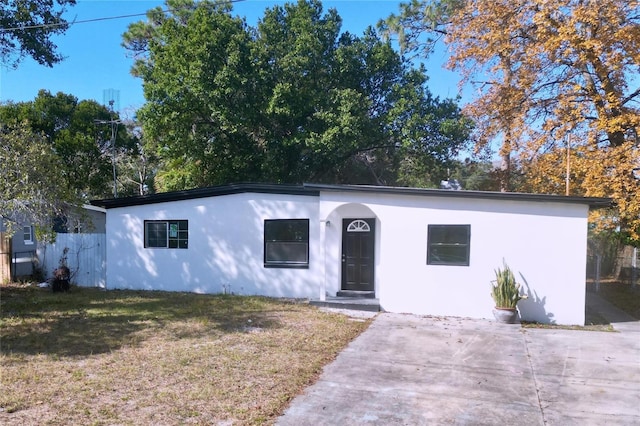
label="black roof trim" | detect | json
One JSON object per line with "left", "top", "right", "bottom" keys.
{"left": 91, "top": 182, "right": 612, "bottom": 209}
{"left": 90, "top": 183, "right": 319, "bottom": 209}
{"left": 303, "top": 183, "right": 612, "bottom": 208}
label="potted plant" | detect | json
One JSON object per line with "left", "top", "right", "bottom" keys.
{"left": 491, "top": 261, "right": 527, "bottom": 323}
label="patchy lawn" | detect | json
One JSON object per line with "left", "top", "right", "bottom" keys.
{"left": 520, "top": 321, "right": 615, "bottom": 332}
{"left": 0, "top": 283, "right": 371, "bottom": 425}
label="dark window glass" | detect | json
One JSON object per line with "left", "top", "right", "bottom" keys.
{"left": 264, "top": 219, "right": 309, "bottom": 267}
{"left": 145, "top": 220, "right": 188, "bottom": 249}
{"left": 427, "top": 225, "right": 470, "bottom": 266}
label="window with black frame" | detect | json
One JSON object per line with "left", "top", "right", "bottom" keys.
{"left": 427, "top": 224, "right": 470, "bottom": 266}
{"left": 144, "top": 220, "right": 188, "bottom": 248}
{"left": 264, "top": 219, "right": 309, "bottom": 268}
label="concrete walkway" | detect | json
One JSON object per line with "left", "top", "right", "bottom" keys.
{"left": 279, "top": 303, "right": 640, "bottom": 425}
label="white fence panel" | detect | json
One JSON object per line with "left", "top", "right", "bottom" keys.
{"left": 37, "top": 234, "right": 106, "bottom": 288}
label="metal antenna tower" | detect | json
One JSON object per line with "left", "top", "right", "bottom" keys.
{"left": 103, "top": 89, "right": 120, "bottom": 112}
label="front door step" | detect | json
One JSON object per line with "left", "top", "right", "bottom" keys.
{"left": 336, "top": 290, "right": 375, "bottom": 299}
{"left": 310, "top": 297, "right": 381, "bottom": 312}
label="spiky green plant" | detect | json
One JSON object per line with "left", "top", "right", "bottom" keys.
{"left": 491, "top": 261, "right": 526, "bottom": 309}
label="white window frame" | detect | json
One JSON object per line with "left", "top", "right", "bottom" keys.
{"left": 23, "top": 226, "right": 34, "bottom": 245}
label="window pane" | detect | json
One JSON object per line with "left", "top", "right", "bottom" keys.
{"left": 428, "top": 245, "right": 469, "bottom": 265}
{"left": 146, "top": 222, "right": 167, "bottom": 247}
{"left": 167, "top": 220, "right": 188, "bottom": 249}
{"left": 265, "top": 219, "right": 308, "bottom": 241}
{"left": 264, "top": 219, "right": 309, "bottom": 267}
{"left": 427, "top": 225, "right": 470, "bottom": 266}
{"left": 23, "top": 226, "right": 32, "bottom": 242}
{"left": 146, "top": 220, "right": 188, "bottom": 249}
{"left": 266, "top": 242, "right": 308, "bottom": 264}
{"left": 169, "top": 223, "right": 178, "bottom": 238}
{"left": 430, "top": 225, "right": 468, "bottom": 244}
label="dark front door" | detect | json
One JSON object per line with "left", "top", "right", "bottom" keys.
{"left": 341, "top": 218, "right": 375, "bottom": 292}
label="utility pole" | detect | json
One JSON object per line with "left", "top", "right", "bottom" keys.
{"left": 94, "top": 100, "right": 121, "bottom": 198}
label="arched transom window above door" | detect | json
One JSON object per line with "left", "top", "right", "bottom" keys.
{"left": 347, "top": 219, "right": 371, "bottom": 232}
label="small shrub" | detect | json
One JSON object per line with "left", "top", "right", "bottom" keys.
{"left": 51, "top": 266, "right": 70, "bottom": 292}
{"left": 491, "top": 261, "right": 526, "bottom": 309}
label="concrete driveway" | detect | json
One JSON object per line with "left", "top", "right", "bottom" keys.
{"left": 278, "top": 299, "right": 640, "bottom": 425}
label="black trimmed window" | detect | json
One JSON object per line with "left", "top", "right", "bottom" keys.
{"left": 144, "top": 220, "right": 188, "bottom": 249}
{"left": 427, "top": 225, "right": 470, "bottom": 266}
{"left": 264, "top": 219, "right": 309, "bottom": 268}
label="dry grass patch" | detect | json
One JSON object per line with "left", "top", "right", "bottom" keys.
{"left": 0, "top": 283, "right": 371, "bottom": 425}
{"left": 520, "top": 321, "right": 615, "bottom": 332}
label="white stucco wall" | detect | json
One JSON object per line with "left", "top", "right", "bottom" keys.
{"left": 320, "top": 191, "right": 590, "bottom": 325}
{"left": 105, "top": 189, "right": 591, "bottom": 325}
{"left": 105, "top": 193, "right": 322, "bottom": 298}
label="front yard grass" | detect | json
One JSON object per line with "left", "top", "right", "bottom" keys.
{"left": 0, "top": 283, "right": 371, "bottom": 425}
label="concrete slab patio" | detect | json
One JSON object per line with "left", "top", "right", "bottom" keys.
{"left": 279, "top": 303, "right": 640, "bottom": 425}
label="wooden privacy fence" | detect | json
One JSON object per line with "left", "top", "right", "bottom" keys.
{"left": 37, "top": 233, "right": 106, "bottom": 288}
{"left": 0, "top": 232, "right": 10, "bottom": 283}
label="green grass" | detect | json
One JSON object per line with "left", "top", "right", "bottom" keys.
{"left": 0, "top": 283, "right": 371, "bottom": 425}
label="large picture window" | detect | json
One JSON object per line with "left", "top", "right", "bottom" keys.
{"left": 427, "top": 225, "right": 470, "bottom": 266}
{"left": 144, "top": 220, "right": 188, "bottom": 249}
{"left": 264, "top": 219, "right": 309, "bottom": 268}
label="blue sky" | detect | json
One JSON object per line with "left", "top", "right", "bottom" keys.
{"left": 1, "top": 0, "right": 462, "bottom": 116}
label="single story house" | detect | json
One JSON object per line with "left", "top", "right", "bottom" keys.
{"left": 91, "top": 183, "right": 610, "bottom": 325}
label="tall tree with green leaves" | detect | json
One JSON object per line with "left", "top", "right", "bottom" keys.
{"left": 123, "top": 0, "right": 472, "bottom": 191}
{"left": 0, "top": 120, "right": 73, "bottom": 232}
{"left": 0, "top": 0, "right": 77, "bottom": 67}
{"left": 0, "top": 90, "right": 135, "bottom": 199}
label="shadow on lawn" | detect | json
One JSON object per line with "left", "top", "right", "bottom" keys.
{"left": 0, "top": 284, "right": 293, "bottom": 357}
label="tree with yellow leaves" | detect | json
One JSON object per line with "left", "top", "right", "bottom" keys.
{"left": 382, "top": 0, "right": 640, "bottom": 242}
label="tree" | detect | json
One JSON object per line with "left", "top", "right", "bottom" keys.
{"left": 382, "top": 0, "right": 640, "bottom": 241}
{"left": 0, "top": 90, "right": 135, "bottom": 199}
{"left": 0, "top": 121, "right": 73, "bottom": 233}
{"left": 0, "top": 0, "right": 77, "bottom": 67}
{"left": 123, "top": 0, "right": 472, "bottom": 191}
{"left": 115, "top": 119, "right": 158, "bottom": 197}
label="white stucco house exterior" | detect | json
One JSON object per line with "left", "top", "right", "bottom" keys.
{"left": 91, "top": 183, "right": 610, "bottom": 325}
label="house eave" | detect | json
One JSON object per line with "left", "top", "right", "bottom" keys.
{"left": 90, "top": 182, "right": 613, "bottom": 210}
{"left": 303, "top": 183, "right": 613, "bottom": 208}
{"left": 90, "top": 183, "right": 320, "bottom": 209}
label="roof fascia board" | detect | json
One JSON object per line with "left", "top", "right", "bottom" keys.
{"left": 304, "top": 183, "right": 612, "bottom": 208}
{"left": 91, "top": 183, "right": 319, "bottom": 209}
{"left": 91, "top": 182, "right": 613, "bottom": 210}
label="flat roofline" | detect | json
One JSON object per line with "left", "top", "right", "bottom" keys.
{"left": 90, "top": 183, "right": 319, "bottom": 209}
{"left": 90, "top": 182, "right": 612, "bottom": 209}
{"left": 303, "top": 183, "right": 612, "bottom": 208}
